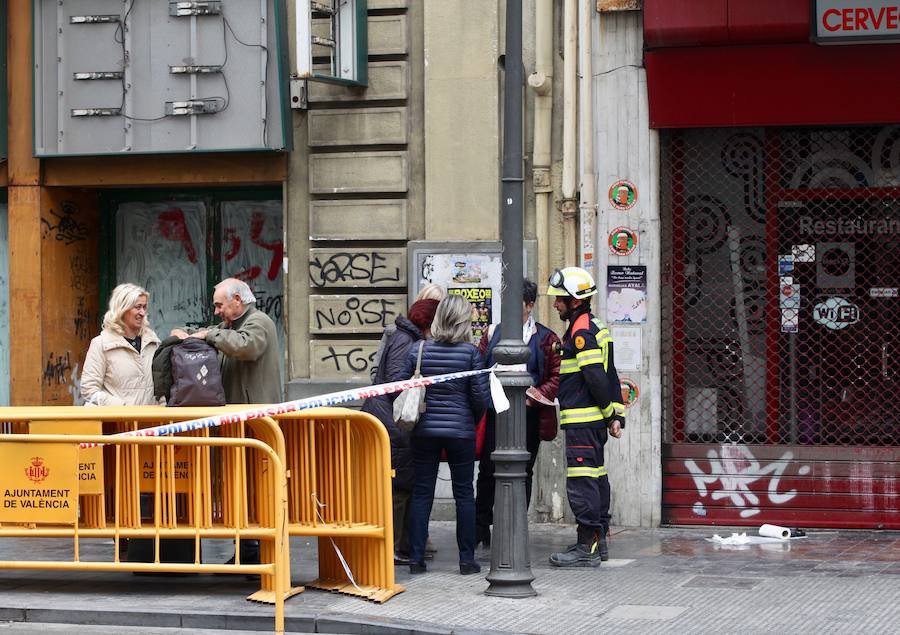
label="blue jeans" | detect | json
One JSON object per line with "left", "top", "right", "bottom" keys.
{"left": 408, "top": 436, "right": 477, "bottom": 565}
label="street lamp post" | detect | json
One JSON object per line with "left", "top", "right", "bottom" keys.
{"left": 484, "top": 0, "right": 536, "bottom": 599}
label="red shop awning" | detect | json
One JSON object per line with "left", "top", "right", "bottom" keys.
{"left": 644, "top": 0, "right": 900, "bottom": 128}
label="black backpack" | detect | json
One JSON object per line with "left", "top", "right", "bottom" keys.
{"left": 168, "top": 338, "right": 226, "bottom": 406}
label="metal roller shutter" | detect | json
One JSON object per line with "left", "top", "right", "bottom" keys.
{"left": 661, "top": 126, "right": 899, "bottom": 529}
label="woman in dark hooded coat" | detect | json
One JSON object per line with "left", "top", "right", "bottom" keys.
{"left": 361, "top": 298, "right": 440, "bottom": 564}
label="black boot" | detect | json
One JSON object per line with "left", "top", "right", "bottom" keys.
{"left": 597, "top": 531, "right": 609, "bottom": 562}
{"left": 549, "top": 543, "right": 602, "bottom": 567}
{"left": 550, "top": 527, "right": 602, "bottom": 568}
{"left": 564, "top": 527, "right": 608, "bottom": 560}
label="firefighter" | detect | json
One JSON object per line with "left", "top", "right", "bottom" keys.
{"left": 546, "top": 266, "right": 625, "bottom": 567}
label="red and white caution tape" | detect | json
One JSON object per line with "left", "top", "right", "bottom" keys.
{"left": 79, "top": 365, "right": 503, "bottom": 449}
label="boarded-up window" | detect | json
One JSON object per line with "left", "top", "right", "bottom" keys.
{"left": 105, "top": 193, "right": 284, "bottom": 379}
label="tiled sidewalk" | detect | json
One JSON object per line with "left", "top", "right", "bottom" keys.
{"left": 0, "top": 523, "right": 898, "bottom": 634}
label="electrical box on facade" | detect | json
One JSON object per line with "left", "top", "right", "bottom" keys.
{"left": 295, "top": 0, "right": 367, "bottom": 86}
{"left": 33, "top": 0, "right": 292, "bottom": 156}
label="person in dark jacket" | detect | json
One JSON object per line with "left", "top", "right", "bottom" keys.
{"left": 474, "top": 279, "right": 561, "bottom": 549}
{"left": 361, "top": 298, "right": 439, "bottom": 566}
{"left": 402, "top": 295, "right": 491, "bottom": 575}
{"left": 369, "top": 283, "right": 444, "bottom": 383}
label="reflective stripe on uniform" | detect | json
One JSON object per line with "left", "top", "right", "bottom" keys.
{"left": 575, "top": 348, "right": 605, "bottom": 367}
{"left": 566, "top": 465, "right": 608, "bottom": 478}
{"left": 612, "top": 402, "right": 626, "bottom": 415}
{"left": 560, "top": 359, "right": 580, "bottom": 374}
{"left": 560, "top": 404, "right": 615, "bottom": 425}
{"left": 593, "top": 322, "right": 613, "bottom": 360}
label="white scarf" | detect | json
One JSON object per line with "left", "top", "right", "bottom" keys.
{"left": 523, "top": 315, "right": 536, "bottom": 344}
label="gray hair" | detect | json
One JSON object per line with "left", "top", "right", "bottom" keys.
{"left": 102, "top": 283, "right": 149, "bottom": 335}
{"left": 215, "top": 278, "right": 257, "bottom": 305}
{"left": 415, "top": 283, "right": 445, "bottom": 302}
{"left": 431, "top": 295, "right": 472, "bottom": 344}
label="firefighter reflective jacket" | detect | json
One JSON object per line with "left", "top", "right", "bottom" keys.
{"left": 557, "top": 306, "right": 625, "bottom": 430}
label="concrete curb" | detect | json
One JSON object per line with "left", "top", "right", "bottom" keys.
{"left": 0, "top": 607, "right": 516, "bottom": 635}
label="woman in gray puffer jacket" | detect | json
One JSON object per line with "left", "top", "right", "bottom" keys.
{"left": 402, "top": 294, "right": 492, "bottom": 576}
{"left": 361, "top": 298, "right": 439, "bottom": 564}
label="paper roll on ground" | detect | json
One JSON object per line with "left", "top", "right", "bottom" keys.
{"left": 759, "top": 523, "right": 790, "bottom": 539}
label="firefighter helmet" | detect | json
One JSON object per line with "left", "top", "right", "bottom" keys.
{"left": 547, "top": 267, "right": 597, "bottom": 299}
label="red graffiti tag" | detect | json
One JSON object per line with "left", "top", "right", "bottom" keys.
{"left": 225, "top": 211, "right": 283, "bottom": 281}
{"left": 157, "top": 208, "right": 198, "bottom": 263}
{"left": 223, "top": 227, "right": 241, "bottom": 261}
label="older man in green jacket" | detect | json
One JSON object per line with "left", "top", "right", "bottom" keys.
{"left": 187, "top": 278, "right": 282, "bottom": 405}
{"left": 176, "top": 277, "right": 282, "bottom": 566}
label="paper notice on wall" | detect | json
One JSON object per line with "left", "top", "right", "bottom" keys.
{"left": 781, "top": 310, "right": 799, "bottom": 333}
{"left": 792, "top": 244, "right": 815, "bottom": 262}
{"left": 780, "top": 283, "right": 800, "bottom": 333}
{"left": 778, "top": 255, "right": 794, "bottom": 276}
{"left": 580, "top": 207, "right": 595, "bottom": 271}
{"left": 780, "top": 284, "right": 800, "bottom": 310}
{"left": 611, "top": 326, "right": 642, "bottom": 371}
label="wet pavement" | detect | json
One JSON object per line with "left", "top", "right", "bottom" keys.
{"left": 0, "top": 522, "right": 898, "bottom": 633}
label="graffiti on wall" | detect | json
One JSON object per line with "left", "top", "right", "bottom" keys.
{"left": 115, "top": 200, "right": 285, "bottom": 376}
{"left": 221, "top": 202, "right": 284, "bottom": 337}
{"left": 42, "top": 352, "right": 73, "bottom": 386}
{"left": 117, "top": 202, "right": 208, "bottom": 340}
{"left": 684, "top": 445, "right": 811, "bottom": 518}
{"left": 73, "top": 296, "right": 94, "bottom": 341}
{"left": 319, "top": 345, "right": 377, "bottom": 375}
{"left": 311, "top": 295, "right": 403, "bottom": 333}
{"left": 309, "top": 341, "right": 379, "bottom": 381}
{"left": 308, "top": 250, "right": 404, "bottom": 288}
{"left": 223, "top": 210, "right": 283, "bottom": 283}
{"left": 41, "top": 200, "right": 89, "bottom": 245}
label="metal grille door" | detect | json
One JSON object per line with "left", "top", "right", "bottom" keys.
{"left": 662, "top": 127, "right": 899, "bottom": 529}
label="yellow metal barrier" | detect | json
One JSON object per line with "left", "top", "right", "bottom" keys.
{"left": 0, "top": 407, "right": 300, "bottom": 604}
{"left": 0, "top": 405, "right": 404, "bottom": 606}
{"left": 0, "top": 431, "right": 292, "bottom": 635}
{"left": 274, "top": 408, "right": 404, "bottom": 602}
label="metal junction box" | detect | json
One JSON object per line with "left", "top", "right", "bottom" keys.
{"left": 33, "top": 0, "right": 291, "bottom": 156}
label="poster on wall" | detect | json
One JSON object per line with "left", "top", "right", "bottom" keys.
{"left": 607, "top": 265, "right": 647, "bottom": 323}
{"left": 415, "top": 251, "right": 503, "bottom": 344}
{"left": 447, "top": 287, "right": 493, "bottom": 343}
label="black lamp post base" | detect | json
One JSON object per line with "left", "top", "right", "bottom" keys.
{"left": 484, "top": 345, "right": 536, "bottom": 599}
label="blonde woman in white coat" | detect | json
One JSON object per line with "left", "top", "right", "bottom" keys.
{"left": 81, "top": 283, "right": 162, "bottom": 406}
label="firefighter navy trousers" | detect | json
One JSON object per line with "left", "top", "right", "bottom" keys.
{"left": 565, "top": 425, "right": 611, "bottom": 534}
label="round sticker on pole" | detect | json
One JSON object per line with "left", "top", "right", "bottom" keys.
{"left": 620, "top": 378, "right": 639, "bottom": 408}
{"left": 608, "top": 180, "right": 637, "bottom": 211}
{"left": 608, "top": 226, "right": 638, "bottom": 256}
